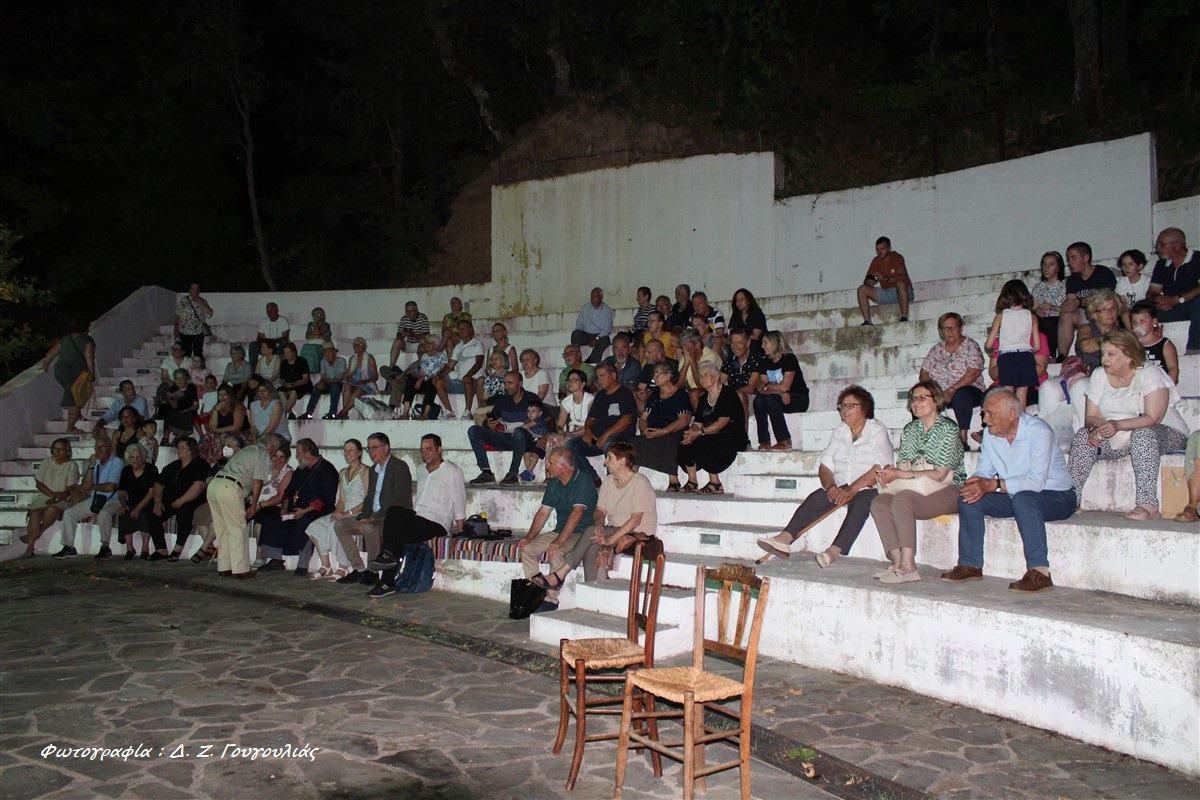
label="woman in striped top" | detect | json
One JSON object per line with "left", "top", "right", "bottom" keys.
{"left": 869, "top": 380, "right": 966, "bottom": 584}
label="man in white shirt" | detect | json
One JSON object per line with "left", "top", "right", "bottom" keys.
{"left": 433, "top": 320, "right": 484, "bottom": 418}
{"left": 368, "top": 433, "right": 466, "bottom": 597}
{"left": 571, "top": 287, "right": 615, "bottom": 364}
{"left": 249, "top": 302, "right": 291, "bottom": 371}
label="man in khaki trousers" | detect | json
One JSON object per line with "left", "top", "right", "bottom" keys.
{"left": 207, "top": 433, "right": 284, "bottom": 579}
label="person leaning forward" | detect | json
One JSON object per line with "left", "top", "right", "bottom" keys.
{"left": 207, "top": 433, "right": 285, "bottom": 578}
{"left": 516, "top": 447, "right": 598, "bottom": 610}
{"left": 941, "top": 388, "right": 1076, "bottom": 593}
{"left": 333, "top": 432, "right": 413, "bottom": 586}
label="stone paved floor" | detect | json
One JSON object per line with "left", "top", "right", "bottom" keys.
{"left": 2, "top": 559, "right": 1198, "bottom": 799}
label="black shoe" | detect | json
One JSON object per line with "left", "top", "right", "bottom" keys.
{"left": 367, "top": 581, "right": 395, "bottom": 599}
{"left": 532, "top": 600, "right": 559, "bottom": 614}
{"left": 469, "top": 471, "right": 496, "bottom": 485}
{"left": 899, "top": 315, "right": 909, "bottom": 322}
{"left": 361, "top": 570, "right": 378, "bottom": 585}
{"left": 147, "top": 552, "right": 168, "bottom": 562}
{"left": 860, "top": 320, "right": 872, "bottom": 326}
{"left": 258, "top": 559, "right": 284, "bottom": 572}
{"left": 52, "top": 546, "right": 78, "bottom": 559}
{"left": 500, "top": 473, "right": 519, "bottom": 486}
{"left": 369, "top": 551, "right": 399, "bottom": 571}
{"left": 94, "top": 545, "right": 113, "bottom": 561}
{"left": 336, "top": 569, "right": 365, "bottom": 585}
{"left": 124, "top": 550, "right": 135, "bottom": 561}
{"left": 298, "top": 412, "right": 314, "bottom": 420}
{"left": 293, "top": 567, "right": 308, "bottom": 577}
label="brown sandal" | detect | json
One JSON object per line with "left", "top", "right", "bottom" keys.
{"left": 697, "top": 481, "right": 724, "bottom": 495}
{"left": 1175, "top": 505, "right": 1199, "bottom": 523}
{"left": 681, "top": 480, "right": 698, "bottom": 493}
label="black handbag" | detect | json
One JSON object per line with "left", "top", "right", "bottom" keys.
{"left": 508, "top": 578, "right": 547, "bottom": 620}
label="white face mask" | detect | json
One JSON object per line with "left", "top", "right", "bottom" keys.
{"left": 221, "top": 446, "right": 235, "bottom": 458}
{"left": 1133, "top": 325, "right": 1148, "bottom": 338}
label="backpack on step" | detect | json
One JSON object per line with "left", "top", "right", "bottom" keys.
{"left": 395, "top": 542, "right": 435, "bottom": 594}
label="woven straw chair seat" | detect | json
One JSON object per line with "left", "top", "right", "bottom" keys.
{"left": 629, "top": 666, "right": 745, "bottom": 704}
{"left": 561, "top": 637, "right": 646, "bottom": 669}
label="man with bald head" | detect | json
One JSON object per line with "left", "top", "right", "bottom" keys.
{"left": 941, "top": 388, "right": 1075, "bottom": 594}
{"left": 1145, "top": 227, "right": 1199, "bottom": 354}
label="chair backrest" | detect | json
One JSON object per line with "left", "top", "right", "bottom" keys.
{"left": 693, "top": 562, "right": 770, "bottom": 690}
{"left": 625, "top": 538, "right": 666, "bottom": 667}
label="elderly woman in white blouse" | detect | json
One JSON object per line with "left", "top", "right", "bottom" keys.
{"left": 1068, "top": 329, "right": 1191, "bottom": 521}
{"left": 758, "top": 385, "right": 894, "bottom": 567}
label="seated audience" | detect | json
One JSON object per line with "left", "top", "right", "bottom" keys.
{"left": 691, "top": 291, "right": 726, "bottom": 351}
{"left": 161, "top": 369, "right": 199, "bottom": 447}
{"left": 305, "top": 438, "right": 369, "bottom": 579}
{"left": 199, "top": 385, "right": 250, "bottom": 465}
{"left": 367, "top": 433, "right": 466, "bottom": 598}
{"left": 519, "top": 348, "right": 552, "bottom": 404}
{"left": 666, "top": 284, "right": 694, "bottom": 330}
{"left": 1075, "top": 288, "right": 1126, "bottom": 374}
{"left": 276, "top": 343, "right": 312, "bottom": 417}
{"left": 433, "top": 319, "right": 484, "bottom": 418}
{"left": 53, "top": 437, "right": 122, "bottom": 560}
{"left": 1145, "top": 227, "right": 1199, "bottom": 355}
{"left": 721, "top": 329, "right": 763, "bottom": 427}
{"left": 467, "top": 371, "right": 538, "bottom": 486}
{"left": 487, "top": 322, "right": 519, "bottom": 372}
{"left": 631, "top": 286, "right": 654, "bottom": 335}
{"left": 919, "top": 312, "right": 986, "bottom": 446}
{"left": 635, "top": 339, "right": 676, "bottom": 408}
{"left": 565, "top": 362, "right": 637, "bottom": 485}
{"left": 93, "top": 380, "right": 152, "bottom": 437}
{"left": 676, "top": 329, "right": 721, "bottom": 406}
{"left": 22, "top": 439, "right": 80, "bottom": 558}
{"left": 515, "top": 447, "right": 597, "bottom": 611}
{"left": 571, "top": 287, "right": 614, "bottom": 364}
{"left": 1058, "top": 241, "right": 1116, "bottom": 359}
{"left": 518, "top": 401, "right": 550, "bottom": 482}
{"left": 222, "top": 344, "right": 252, "bottom": 402}
{"left": 333, "top": 433, "right": 412, "bottom": 587}
{"left": 1131, "top": 303, "right": 1179, "bottom": 383}
{"left": 299, "top": 307, "right": 327, "bottom": 373}
{"left": 149, "top": 438, "right": 210, "bottom": 561}
{"left": 543, "top": 368, "right": 593, "bottom": 454}
{"left": 193, "top": 375, "right": 221, "bottom": 436}
{"left": 249, "top": 445, "right": 293, "bottom": 564}
{"left": 728, "top": 287, "right": 767, "bottom": 355}
{"left": 557, "top": 344, "right": 597, "bottom": 400}
{"left": 155, "top": 341, "right": 188, "bottom": 415}
{"left": 116, "top": 443, "right": 158, "bottom": 560}
{"left": 301, "top": 341, "right": 348, "bottom": 420}
{"left": 757, "top": 386, "right": 892, "bottom": 565}
{"left": 942, "top": 388, "right": 1075, "bottom": 593}
{"left": 440, "top": 296, "right": 472, "bottom": 351}
{"left": 474, "top": 352, "right": 510, "bottom": 423}
{"left": 604, "top": 332, "right": 642, "bottom": 390}
{"left": 338, "top": 337, "right": 378, "bottom": 419}
{"left": 870, "top": 381, "right": 966, "bottom": 583}
{"left": 250, "top": 383, "right": 290, "bottom": 443}
{"left": 111, "top": 407, "right": 144, "bottom": 462}
{"left": 640, "top": 311, "right": 678, "bottom": 362}
{"left": 391, "top": 300, "right": 431, "bottom": 360}
{"left": 1031, "top": 251, "right": 1067, "bottom": 360}
{"left": 532, "top": 442, "right": 657, "bottom": 591}
{"left": 249, "top": 302, "right": 290, "bottom": 372}
{"left": 1068, "top": 330, "right": 1191, "bottom": 521}
{"left": 400, "top": 336, "right": 447, "bottom": 419}
{"left": 675, "top": 362, "right": 747, "bottom": 495}
{"left": 258, "top": 438, "right": 339, "bottom": 575}
{"left": 753, "top": 331, "right": 809, "bottom": 450}
{"left": 246, "top": 338, "right": 281, "bottom": 395}
{"left": 1116, "top": 249, "right": 1151, "bottom": 313}
{"left": 858, "top": 236, "right": 913, "bottom": 324}
{"left": 633, "top": 361, "right": 692, "bottom": 490}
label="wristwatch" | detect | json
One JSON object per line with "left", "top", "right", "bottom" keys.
{"left": 994, "top": 477, "right": 1004, "bottom": 493}
{"left": 1179, "top": 296, "right": 1186, "bottom": 306}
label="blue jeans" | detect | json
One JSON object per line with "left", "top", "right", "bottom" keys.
{"left": 467, "top": 425, "right": 536, "bottom": 477}
{"left": 956, "top": 488, "right": 1076, "bottom": 570}
{"left": 305, "top": 381, "right": 343, "bottom": 415}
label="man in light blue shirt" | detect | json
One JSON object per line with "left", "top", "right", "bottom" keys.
{"left": 942, "top": 388, "right": 1076, "bottom": 593}
{"left": 92, "top": 380, "right": 151, "bottom": 436}
{"left": 571, "top": 287, "right": 614, "bottom": 364}
{"left": 300, "top": 341, "right": 348, "bottom": 419}
{"left": 54, "top": 437, "right": 124, "bottom": 559}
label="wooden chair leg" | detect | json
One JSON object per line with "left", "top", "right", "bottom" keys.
{"left": 739, "top": 698, "right": 752, "bottom": 800}
{"left": 682, "top": 692, "right": 696, "bottom": 800}
{"left": 552, "top": 651, "right": 570, "bottom": 755}
{"left": 565, "top": 659, "right": 587, "bottom": 791}
{"left": 613, "top": 678, "right": 635, "bottom": 799}
{"left": 643, "top": 691, "right": 663, "bottom": 777}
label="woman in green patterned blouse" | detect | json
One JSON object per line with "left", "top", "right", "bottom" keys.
{"left": 869, "top": 380, "right": 965, "bottom": 584}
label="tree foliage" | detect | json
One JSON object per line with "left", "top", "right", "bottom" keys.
{"left": 0, "top": 227, "right": 54, "bottom": 376}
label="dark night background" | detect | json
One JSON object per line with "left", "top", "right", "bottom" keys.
{"left": 1, "top": 0, "right": 1197, "bottom": 379}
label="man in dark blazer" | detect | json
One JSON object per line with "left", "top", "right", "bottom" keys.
{"left": 334, "top": 432, "right": 413, "bottom": 585}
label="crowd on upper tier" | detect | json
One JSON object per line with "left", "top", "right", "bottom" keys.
{"left": 28, "top": 228, "right": 1199, "bottom": 588}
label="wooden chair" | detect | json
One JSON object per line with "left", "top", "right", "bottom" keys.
{"left": 553, "top": 538, "right": 666, "bottom": 790}
{"left": 613, "top": 562, "right": 770, "bottom": 800}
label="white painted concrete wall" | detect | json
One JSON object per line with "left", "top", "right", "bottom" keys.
{"left": 1153, "top": 195, "right": 1200, "bottom": 242}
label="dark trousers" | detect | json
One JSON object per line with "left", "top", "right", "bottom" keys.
{"left": 1036, "top": 315, "right": 1059, "bottom": 359}
{"left": 570, "top": 330, "right": 611, "bottom": 364}
{"left": 784, "top": 487, "right": 878, "bottom": 555}
{"left": 147, "top": 501, "right": 203, "bottom": 551}
{"left": 753, "top": 391, "right": 809, "bottom": 444}
{"left": 180, "top": 333, "right": 205, "bottom": 359}
{"left": 1155, "top": 298, "right": 1200, "bottom": 351}
{"left": 378, "top": 506, "right": 447, "bottom": 584}
{"left": 305, "top": 381, "right": 343, "bottom": 415}
{"left": 948, "top": 386, "right": 984, "bottom": 431}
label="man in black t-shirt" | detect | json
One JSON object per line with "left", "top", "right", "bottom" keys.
{"left": 1145, "top": 227, "right": 1200, "bottom": 353}
{"left": 1057, "top": 241, "right": 1117, "bottom": 357}
{"left": 565, "top": 363, "right": 637, "bottom": 484}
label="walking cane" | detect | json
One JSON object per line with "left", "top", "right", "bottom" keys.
{"left": 755, "top": 504, "right": 842, "bottom": 564}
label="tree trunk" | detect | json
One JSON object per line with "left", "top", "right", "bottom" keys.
{"left": 1066, "top": 0, "right": 1103, "bottom": 114}
{"left": 985, "top": 0, "right": 1017, "bottom": 87}
{"left": 545, "top": 11, "right": 570, "bottom": 96}
{"left": 386, "top": 74, "right": 405, "bottom": 207}
{"left": 430, "top": 19, "right": 504, "bottom": 145}
{"left": 229, "top": 64, "right": 276, "bottom": 292}
{"left": 1100, "top": 0, "right": 1129, "bottom": 90}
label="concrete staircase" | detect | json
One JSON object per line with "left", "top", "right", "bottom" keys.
{"left": 2, "top": 270, "right": 1198, "bottom": 776}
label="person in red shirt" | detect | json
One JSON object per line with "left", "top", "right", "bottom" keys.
{"left": 858, "top": 236, "right": 914, "bottom": 325}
